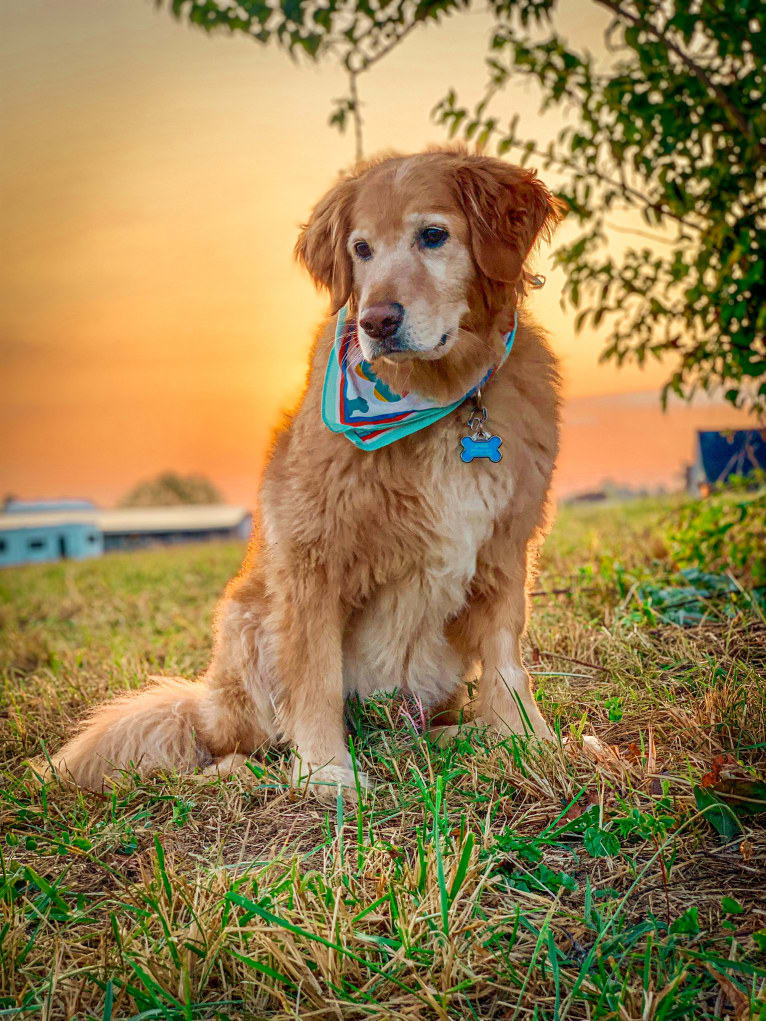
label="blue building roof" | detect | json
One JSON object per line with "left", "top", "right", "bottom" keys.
{"left": 3, "top": 499, "right": 98, "bottom": 514}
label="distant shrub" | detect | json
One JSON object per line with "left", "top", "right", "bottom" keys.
{"left": 120, "top": 471, "right": 224, "bottom": 507}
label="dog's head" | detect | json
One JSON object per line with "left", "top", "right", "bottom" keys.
{"left": 296, "top": 150, "right": 564, "bottom": 391}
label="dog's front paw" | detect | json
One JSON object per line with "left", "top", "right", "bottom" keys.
{"left": 476, "top": 705, "right": 554, "bottom": 743}
{"left": 202, "top": 752, "right": 251, "bottom": 777}
{"left": 291, "top": 759, "right": 370, "bottom": 803}
{"left": 426, "top": 724, "right": 461, "bottom": 748}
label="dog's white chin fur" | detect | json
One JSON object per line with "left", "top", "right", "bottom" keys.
{"left": 364, "top": 333, "right": 459, "bottom": 366}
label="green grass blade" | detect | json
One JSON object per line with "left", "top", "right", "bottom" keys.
{"left": 448, "top": 831, "right": 474, "bottom": 903}
{"left": 433, "top": 776, "right": 449, "bottom": 934}
{"left": 229, "top": 948, "right": 296, "bottom": 987}
{"left": 225, "top": 891, "right": 424, "bottom": 1000}
{"left": 102, "top": 980, "right": 114, "bottom": 1021}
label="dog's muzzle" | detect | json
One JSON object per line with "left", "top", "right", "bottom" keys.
{"left": 359, "top": 302, "right": 409, "bottom": 355}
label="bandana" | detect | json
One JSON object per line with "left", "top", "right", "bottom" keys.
{"left": 322, "top": 306, "right": 517, "bottom": 451}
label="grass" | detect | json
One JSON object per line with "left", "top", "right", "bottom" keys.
{"left": 1, "top": 497, "right": 765, "bottom": 1019}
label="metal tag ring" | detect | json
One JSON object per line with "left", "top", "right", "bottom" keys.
{"left": 467, "top": 406, "right": 488, "bottom": 432}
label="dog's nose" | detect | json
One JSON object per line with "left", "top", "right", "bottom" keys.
{"left": 359, "top": 302, "right": 404, "bottom": 341}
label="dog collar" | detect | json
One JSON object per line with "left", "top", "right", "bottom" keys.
{"left": 321, "top": 305, "right": 517, "bottom": 451}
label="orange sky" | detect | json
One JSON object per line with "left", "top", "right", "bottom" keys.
{"left": 1, "top": 1, "right": 756, "bottom": 506}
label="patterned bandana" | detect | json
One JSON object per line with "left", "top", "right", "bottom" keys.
{"left": 322, "top": 305, "right": 518, "bottom": 451}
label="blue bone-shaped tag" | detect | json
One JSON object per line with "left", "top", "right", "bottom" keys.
{"left": 460, "top": 434, "right": 502, "bottom": 463}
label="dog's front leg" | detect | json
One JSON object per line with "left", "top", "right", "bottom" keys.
{"left": 448, "top": 542, "right": 552, "bottom": 742}
{"left": 476, "top": 543, "right": 552, "bottom": 741}
{"left": 274, "top": 573, "right": 366, "bottom": 799}
{"left": 474, "top": 623, "right": 552, "bottom": 741}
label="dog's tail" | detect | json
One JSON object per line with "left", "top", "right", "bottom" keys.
{"left": 47, "top": 677, "right": 213, "bottom": 790}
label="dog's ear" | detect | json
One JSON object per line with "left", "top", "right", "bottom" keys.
{"left": 454, "top": 157, "right": 565, "bottom": 284}
{"left": 295, "top": 177, "right": 357, "bottom": 314}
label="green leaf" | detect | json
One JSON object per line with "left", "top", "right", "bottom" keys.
{"left": 153, "top": 836, "right": 173, "bottom": 906}
{"left": 694, "top": 786, "right": 742, "bottom": 841}
{"left": 230, "top": 948, "right": 295, "bottom": 986}
{"left": 583, "top": 826, "right": 621, "bottom": 858}
{"left": 125, "top": 956, "right": 183, "bottom": 1008}
{"left": 23, "top": 867, "right": 70, "bottom": 914}
{"left": 670, "top": 906, "right": 700, "bottom": 936}
{"left": 449, "top": 832, "right": 474, "bottom": 902}
{"left": 714, "top": 779, "right": 766, "bottom": 817}
{"left": 721, "top": 896, "right": 744, "bottom": 915}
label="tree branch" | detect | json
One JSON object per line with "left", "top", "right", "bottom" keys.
{"left": 353, "top": 16, "right": 421, "bottom": 73}
{"left": 342, "top": 16, "right": 423, "bottom": 162}
{"left": 348, "top": 69, "right": 363, "bottom": 162}
{"left": 592, "top": 0, "right": 766, "bottom": 159}
{"left": 481, "top": 127, "right": 703, "bottom": 233}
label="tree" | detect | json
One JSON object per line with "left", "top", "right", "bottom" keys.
{"left": 120, "top": 471, "right": 224, "bottom": 507}
{"left": 158, "top": 0, "right": 765, "bottom": 414}
{"left": 435, "top": 0, "right": 765, "bottom": 414}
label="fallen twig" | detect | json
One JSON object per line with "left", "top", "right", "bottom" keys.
{"left": 537, "top": 650, "right": 610, "bottom": 674}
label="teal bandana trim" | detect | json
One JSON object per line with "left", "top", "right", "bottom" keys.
{"left": 322, "top": 306, "right": 517, "bottom": 451}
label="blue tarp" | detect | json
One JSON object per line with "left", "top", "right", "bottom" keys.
{"left": 697, "top": 429, "right": 766, "bottom": 484}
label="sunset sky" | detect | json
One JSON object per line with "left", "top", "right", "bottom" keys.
{"left": 1, "top": 0, "right": 755, "bottom": 506}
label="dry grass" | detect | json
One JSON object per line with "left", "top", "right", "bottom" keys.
{"left": 1, "top": 498, "right": 764, "bottom": 1019}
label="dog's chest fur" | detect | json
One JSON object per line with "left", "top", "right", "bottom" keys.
{"left": 278, "top": 392, "right": 518, "bottom": 596}
{"left": 373, "top": 434, "right": 516, "bottom": 697}
{"left": 416, "top": 415, "right": 515, "bottom": 578}
{"left": 269, "top": 399, "right": 519, "bottom": 701}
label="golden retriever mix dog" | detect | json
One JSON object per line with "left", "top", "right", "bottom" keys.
{"left": 50, "top": 149, "right": 565, "bottom": 797}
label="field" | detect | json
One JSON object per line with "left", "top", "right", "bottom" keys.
{"left": 1, "top": 497, "right": 764, "bottom": 1020}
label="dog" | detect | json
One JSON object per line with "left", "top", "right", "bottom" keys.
{"left": 50, "top": 149, "right": 565, "bottom": 797}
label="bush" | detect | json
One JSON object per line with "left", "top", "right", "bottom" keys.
{"left": 119, "top": 471, "right": 224, "bottom": 507}
{"left": 669, "top": 473, "right": 765, "bottom": 588}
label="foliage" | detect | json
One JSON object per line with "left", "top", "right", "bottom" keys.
{"left": 119, "top": 469, "right": 224, "bottom": 506}
{"left": 622, "top": 566, "right": 764, "bottom": 627}
{"left": 434, "top": 0, "right": 766, "bottom": 414}
{"left": 158, "top": 0, "right": 465, "bottom": 64}
{"left": 669, "top": 473, "right": 766, "bottom": 587}
{"left": 596, "top": 480, "right": 766, "bottom": 625}
{"left": 694, "top": 782, "right": 764, "bottom": 841}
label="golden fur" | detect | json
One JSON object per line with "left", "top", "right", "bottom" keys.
{"left": 50, "top": 149, "right": 565, "bottom": 796}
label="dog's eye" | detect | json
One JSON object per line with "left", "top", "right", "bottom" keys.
{"left": 419, "top": 227, "right": 449, "bottom": 249}
{"left": 353, "top": 240, "right": 373, "bottom": 260}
